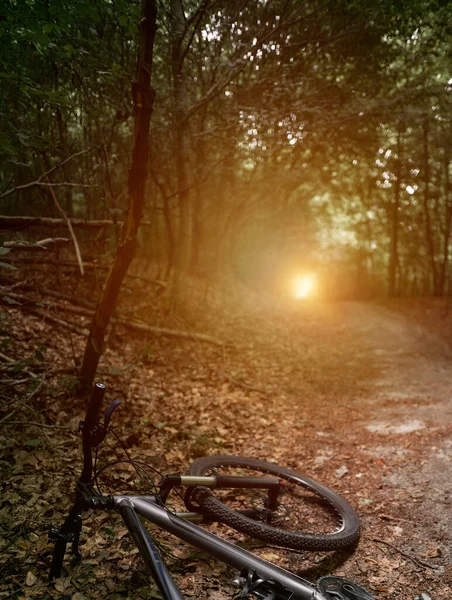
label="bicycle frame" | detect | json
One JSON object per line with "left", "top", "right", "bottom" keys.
{"left": 49, "top": 384, "right": 371, "bottom": 600}
{"left": 92, "top": 492, "right": 328, "bottom": 600}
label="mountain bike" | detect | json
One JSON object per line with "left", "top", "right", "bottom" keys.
{"left": 48, "top": 382, "right": 377, "bottom": 599}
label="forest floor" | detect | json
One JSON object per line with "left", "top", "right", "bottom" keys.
{"left": 0, "top": 275, "right": 451, "bottom": 600}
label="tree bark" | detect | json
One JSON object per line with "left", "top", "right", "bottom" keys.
{"left": 78, "top": 0, "right": 157, "bottom": 394}
{"left": 170, "top": 0, "right": 191, "bottom": 306}
{"left": 438, "top": 148, "right": 452, "bottom": 296}
{"left": 388, "top": 129, "right": 402, "bottom": 297}
{"left": 422, "top": 118, "right": 440, "bottom": 296}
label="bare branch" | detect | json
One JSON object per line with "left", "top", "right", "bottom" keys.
{"left": 179, "top": 0, "right": 212, "bottom": 66}
{"left": 0, "top": 215, "right": 139, "bottom": 229}
{"left": 46, "top": 184, "right": 85, "bottom": 276}
{"left": 0, "top": 421, "right": 71, "bottom": 430}
{"left": 4, "top": 238, "right": 69, "bottom": 250}
{"left": 36, "top": 182, "right": 97, "bottom": 189}
{"left": 0, "top": 148, "right": 92, "bottom": 200}
{"left": 0, "top": 352, "right": 38, "bottom": 378}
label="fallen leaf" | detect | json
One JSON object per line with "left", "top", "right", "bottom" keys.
{"left": 335, "top": 466, "right": 349, "bottom": 479}
{"left": 261, "top": 552, "right": 280, "bottom": 561}
{"left": 54, "top": 577, "right": 71, "bottom": 593}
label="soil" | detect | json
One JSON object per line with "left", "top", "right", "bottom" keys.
{"left": 0, "top": 282, "right": 451, "bottom": 600}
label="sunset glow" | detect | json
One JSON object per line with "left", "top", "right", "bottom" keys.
{"left": 293, "top": 274, "right": 317, "bottom": 299}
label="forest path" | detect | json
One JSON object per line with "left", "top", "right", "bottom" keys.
{"left": 139, "top": 297, "right": 452, "bottom": 598}
{"left": 325, "top": 301, "right": 452, "bottom": 597}
{"left": 342, "top": 300, "right": 452, "bottom": 427}
{"left": 165, "top": 296, "right": 452, "bottom": 598}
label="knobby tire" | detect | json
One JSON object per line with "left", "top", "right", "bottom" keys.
{"left": 189, "top": 455, "right": 360, "bottom": 551}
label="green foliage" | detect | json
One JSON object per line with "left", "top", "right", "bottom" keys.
{"left": 0, "top": 0, "right": 451, "bottom": 297}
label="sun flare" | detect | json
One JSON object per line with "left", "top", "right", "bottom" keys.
{"left": 293, "top": 274, "right": 317, "bottom": 299}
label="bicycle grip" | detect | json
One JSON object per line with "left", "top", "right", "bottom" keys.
{"left": 84, "top": 383, "right": 106, "bottom": 432}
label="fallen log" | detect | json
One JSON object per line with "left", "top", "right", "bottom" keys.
{"left": 3, "top": 257, "right": 167, "bottom": 288}
{"left": 0, "top": 215, "right": 152, "bottom": 229}
{"left": 11, "top": 282, "right": 97, "bottom": 310}
{"left": 120, "top": 319, "right": 225, "bottom": 346}
{"left": 0, "top": 288, "right": 92, "bottom": 318}
{"left": 4, "top": 237, "right": 69, "bottom": 250}
{"left": 0, "top": 287, "right": 225, "bottom": 346}
{"left": 28, "top": 308, "right": 89, "bottom": 336}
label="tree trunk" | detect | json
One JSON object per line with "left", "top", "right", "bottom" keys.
{"left": 56, "top": 108, "right": 74, "bottom": 217}
{"left": 438, "top": 150, "right": 452, "bottom": 296}
{"left": 170, "top": 0, "right": 191, "bottom": 306}
{"left": 149, "top": 168, "right": 175, "bottom": 280}
{"left": 79, "top": 0, "right": 157, "bottom": 394}
{"left": 422, "top": 118, "right": 441, "bottom": 296}
{"left": 388, "top": 129, "right": 402, "bottom": 297}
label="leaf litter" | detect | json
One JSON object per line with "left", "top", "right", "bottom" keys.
{"left": 0, "top": 280, "right": 451, "bottom": 599}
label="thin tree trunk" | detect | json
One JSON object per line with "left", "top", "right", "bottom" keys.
{"left": 170, "top": 0, "right": 191, "bottom": 306}
{"left": 79, "top": 0, "right": 157, "bottom": 394}
{"left": 388, "top": 129, "right": 402, "bottom": 297}
{"left": 56, "top": 108, "right": 74, "bottom": 217}
{"left": 438, "top": 150, "right": 452, "bottom": 295}
{"left": 422, "top": 118, "right": 440, "bottom": 296}
{"left": 149, "top": 168, "right": 175, "bottom": 280}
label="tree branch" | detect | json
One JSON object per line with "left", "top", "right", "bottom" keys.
{"left": 0, "top": 148, "right": 92, "bottom": 200}
{"left": 46, "top": 185, "right": 85, "bottom": 276}
{"left": 3, "top": 238, "right": 69, "bottom": 250}
{"left": 0, "top": 421, "right": 71, "bottom": 430}
{"left": 0, "top": 215, "right": 152, "bottom": 229}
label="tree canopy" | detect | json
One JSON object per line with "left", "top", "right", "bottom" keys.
{"left": 1, "top": 0, "right": 451, "bottom": 299}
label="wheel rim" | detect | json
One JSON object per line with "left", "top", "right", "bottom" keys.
{"left": 199, "top": 461, "right": 347, "bottom": 539}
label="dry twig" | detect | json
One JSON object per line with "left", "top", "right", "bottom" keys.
{"left": 0, "top": 420, "right": 70, "bottom": 430}
{"left": 3, "top": 237, "right": 69, "bottom": 251}
{"left": 373, "top": 538, "right": 440, "bottom": 570}
{"left": 46, "top": 184, "right": 85, "bottom": 275}
{"left": 0, "top": 148, "right": 92, "bottom": 200}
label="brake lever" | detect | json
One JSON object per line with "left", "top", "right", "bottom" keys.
{"left": 104, "top": 400, "right": 121, "bottom": 428}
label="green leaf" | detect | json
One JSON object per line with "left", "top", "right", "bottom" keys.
{"left": 63, "top": 44, "right": 74, "bottom": 57}
{"left": 34, "top": 349, "right": 45, "bottom": 362}
{"left": 2, "top": 295, "right": 21, "bottom": 305}
{"left": 0, "top": 247, "right": 11, "bottom": 256}
{"left": 0, "top": 261, "right": 17, "bottom": 270}
{"left": 106, "top": 365, "right": 124, "bottom": 375}
{"left": 24, "top": 438, "right": 41, "bottom": 448}
{"left": 0, "top": 339, "right": 11, "bottom": 351}
{"left": 118, "top": 15, "right": 128, "bottom": 27}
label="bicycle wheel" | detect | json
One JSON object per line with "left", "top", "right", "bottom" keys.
{"left": 188, "top": 455, "right": 360, "bottom": 551}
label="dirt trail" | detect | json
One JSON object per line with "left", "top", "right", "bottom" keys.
{"left": 345, "top": 300, "right": 452, "bottom": 440}
{"left": 183, "top": 298, "right": 452, "bottom": 598}
{"left": 335, "top": 302, "right": 452, "bottom": 597}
